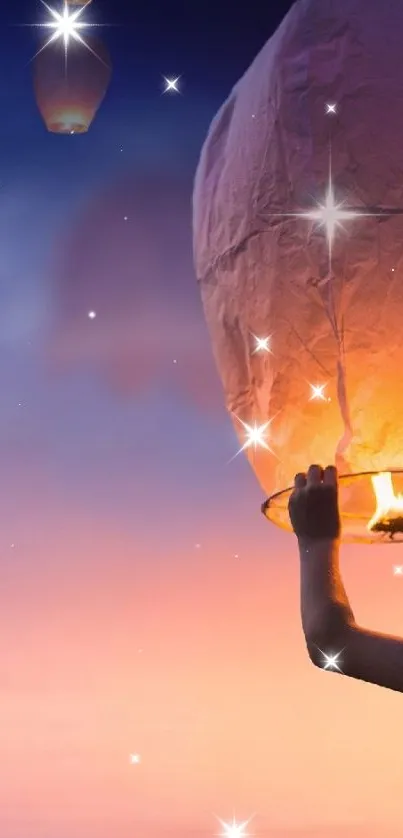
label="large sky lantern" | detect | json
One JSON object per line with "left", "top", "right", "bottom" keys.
{"left": 193, "top": 0, "right": 403, "bottom": 544}
{"left": 33, "top": 35, "right": 111, "bottom": 134}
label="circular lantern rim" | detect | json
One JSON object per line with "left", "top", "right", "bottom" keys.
{"left": 261, "top": 469, "right": 403, "bottom": 545}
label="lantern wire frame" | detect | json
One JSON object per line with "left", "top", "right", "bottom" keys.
{"left": 261, "top": 469, "right": 403, "bottom": 544}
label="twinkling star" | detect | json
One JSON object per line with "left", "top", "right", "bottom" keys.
{"left": 218, "top": 817, "right": 252, "bottom": 838}
{"left": 318, "top": 649, "right": 343, "bottom": 671}
{"left": 231, "top": 416, "right": 278, "bottom": 463}
{"left": 326, "top": 103, "right": 337, "bottom": 114}
{"left": 309, "top": 383, "right": 327, "bottom": 401}
{"left": 251, "top": 333, "right": 272, "bottom": 355}
{"left": 163, "top": 76, "right": 181, "bottom": 94}
{"left": 300, "top": 164, "right": 362, "bottom": 264}
{"left": 268, "top": 146, "right": 396, "bottom": 271}
{"left": 88, "top": 310, "right": 96, "bottom": 319}
{"left": 129, "top": 753, "right": 141, "bottom": 765}
{"left": 393, "top": 565, "right": 403, "bottom": 576}
{"left": 27, "top": 0, "right": 106, "bottom": 67}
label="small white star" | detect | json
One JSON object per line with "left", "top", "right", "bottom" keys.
{"left": 391, "top": 267, "right": 396, "bottom": 272}
{"left": 123, "top": 216, "right": 128, "bottom": 221}
{"left": 195, "top": 543, "right": 201, "bottom": 549}
{"left": 10, "top": 543, "right": 15, "bottom": 549}
{"left": 163, "top": 76, "right": 181, "bottom": 94}
{"left": 129, "top": 753, "right": 141, "bottom": 765}
{"left": 234, "top": 553, "right": 239, "bottom": 559}
{"left": 233, "top": 417, "right": 276, "bottom": 456}
{"left": 309, "top": 383, "right": 328, "bottom": 401}
{"left": 251, "top": 333, "right": 272, "bottom": 355}
{"left": 326, "top": 103, "right": 337, "bottom": 114}
{"left": 319, "top": 649, "right": 343, "bottom": 671}
{"left": 303, "top": 182, "right": 360, "bottom": 257}
{"left": 88, "top": 310, "right": 96, "bottom": 319}
{"left": 393, "top": 565, "right": 403, "bottom": 576}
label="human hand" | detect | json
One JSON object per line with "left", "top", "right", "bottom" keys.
{"left": 288, "top": 464, "right": 340, "bottom": 542}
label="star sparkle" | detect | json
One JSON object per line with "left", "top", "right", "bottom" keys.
{"left": 229, "top": 414, "right": 279, "bottom": 463}
{"left": 268, "top": 146, "right": 391, "bottom": 270}
{"left": 235, "top": 418, "right": 274, "bottom": 453}
{"left": 88, "top": 310, "right": 96, "bottom": 319}
{"left": 27, "top": 0, "right": 106, "bottom": 68}
{"left": 251, "top": 333, "right": 272, "bottom": 355}
{"left": 129, "top": 753, "right": 141, "bottom": 765}
{"left": 326, "top": 103, "right": 337, "bottom": 114}
{"left": 318, "top": 649, "right": 343, "bottom": 671}
{"left": 309, "top": 383, "right": 328, "bottom": 401}
{"left": 163, "top": 76, "right": 181, "bottom": 94}
{"left": 393, "top": 565, "right": 403, "bottom": 576}
{"left": 218, "top": 817, "right": 252, "bottom": 838}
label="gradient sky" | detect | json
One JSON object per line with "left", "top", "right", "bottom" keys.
{"left": 1, "top": 1, "right": 403, "bottom": 836}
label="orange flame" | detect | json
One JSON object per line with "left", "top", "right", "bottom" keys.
{"left": 368, "top": 472, "right": 403, "bottom": 533}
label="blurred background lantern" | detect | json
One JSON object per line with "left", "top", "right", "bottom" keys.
{"left": 193, "top": 0, "right": 403, "bottom": 543}
{"left": 33, "top": 35, "right": 111, "bottom": 134}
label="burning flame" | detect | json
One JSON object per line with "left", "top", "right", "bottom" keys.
{"left": 368, "top": 472, "right": 403, "bottom": 533}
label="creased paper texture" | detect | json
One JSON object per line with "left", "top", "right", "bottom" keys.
{"left": 193, "top": 0, "right": 403, "bottom": 495}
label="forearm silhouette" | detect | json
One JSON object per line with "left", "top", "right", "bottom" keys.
{"left": 290, "top": 464, "right": 403, "bottom": 692}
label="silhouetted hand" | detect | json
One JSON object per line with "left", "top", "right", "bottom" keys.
{"left": 288, "top": 464, "right": 340, "bottom": 542}
{"left": 291, "top": 464, "right": 403, "bottom": 693}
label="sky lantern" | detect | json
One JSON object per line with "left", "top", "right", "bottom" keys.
{"left": 33, "top": 36, "right": 111, "bottom": 134}
{"left": 193, "top": 0, "right": 403, "bottom": 543}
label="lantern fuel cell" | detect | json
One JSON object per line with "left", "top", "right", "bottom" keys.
{"left": 193, "top": 0, "right": 403, "bottom": 544}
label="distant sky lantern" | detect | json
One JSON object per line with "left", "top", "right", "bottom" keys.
{"left": 33, "top": 35, "right": 111, "bottom": 134}
{"left": 193, "top": 0, "right": 403, "bottom": 543}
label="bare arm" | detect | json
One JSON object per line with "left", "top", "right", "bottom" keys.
{"left": 291, "top": 466, "right": 403, "bottom": 692}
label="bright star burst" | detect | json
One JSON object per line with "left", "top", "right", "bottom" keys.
{"left": 251, "top": 333, "right": 272, "bottom": 355}
{"left": 318, "top": 649, "right": 343, "bottom": 672}
{"left": 269, "top": 146, "right": 388, "bottom": 270}
{"left": 326, "top": 103, "right": 337, "bottom": 114}
{"left": 393, "top": 565, "right": 403, "bottom": 576}
{"left": 28, "top": 0, "right": 106, "bottom": 67}
{"left": 229, "top": 414, "right": 279, "bottom": 463}
{"left": 129, "top": 753, "right": 141, "bottom": 764}
{"left": 163, "top": 76, "right": 181, "bottom": 94}
{"left": 218, "top": 817, "right": 252, "bottom": 838}
{"left": 309, "top": 383, "right": 327, "bottom": 401}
